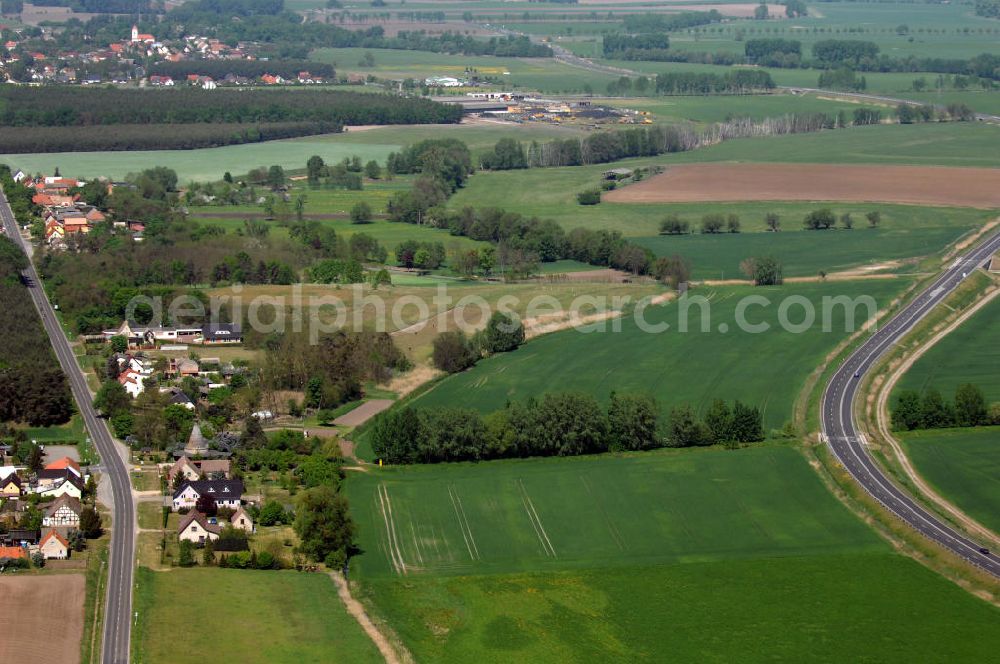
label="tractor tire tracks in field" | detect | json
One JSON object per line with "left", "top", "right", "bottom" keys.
{"left": 377, "top": 483, "right": 408, "bottom": 576}
{"left": 449, "top": 484, "right": 481, "bottom": 562}
{"left": 518, "top": 479, "right": 557, "bottom": 558}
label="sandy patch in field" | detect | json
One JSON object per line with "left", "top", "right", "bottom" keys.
{"left": 0, "top": 575, "right": 84, "bottom": 664}
{"left": 382, "top": 364, "right": 444, "bottom": 398}
{"left": 604, "top": 163, "right": 1000, "bottom": 208}
{"left": 334, "top": 399, "right": 395, "bottom": 427}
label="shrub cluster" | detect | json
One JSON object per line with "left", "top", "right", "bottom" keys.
{"left": 892, "top": 384, "right": 998, "bottom": 431}
{"left": 431, "top": 312, "right": 525, "bottom": 374}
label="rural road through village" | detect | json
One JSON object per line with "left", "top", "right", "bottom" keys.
{"left": 822, "top": 228, "right": 1000, "bottom": 578}
{"left": 1, "top": 189, "right": 135, "bottom": 663}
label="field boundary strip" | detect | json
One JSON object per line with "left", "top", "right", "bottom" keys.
{"left": 518, "top": 479, "right": 558, "bottom": 558}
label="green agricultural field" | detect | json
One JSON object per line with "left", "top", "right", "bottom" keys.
{"left": 0, "top": 122, "right": 584, "bottom": 183}
{"left": 411, "top": 280, "right": 906, "bottom": 430}
{"left": 605, "top": 92, "right": 889, "bottom": 125}
{"left": 346, "top": 446, "right": 1000, "bottom": 661}
{"left": 132, "top": 568, "right": 381, "bottom": 664}
{"left": 357, "top": 555, "right": 1000, "bottom": 662}
{"left": 311, "top": 48, "right": 621, "bottom": 93}
{"left": 901, "top": 427, "right": 1000, "bottom": 535}
{"left": 634, "top": 224, "right": 975, "bottom": 280}
{"left": 894, "top": 292, "right": 1000, "bottom": 402}
{"left": 662, "top": 2, "right": 1000, "bottom": 61}
{"left": 348, "top": 446, "right": 886, "bottom": 578}
{"left": 600, "top": 57, "right": 998, "bottom": 96}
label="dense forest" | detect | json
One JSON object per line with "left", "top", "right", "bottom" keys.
{"left": 148, "top": 59, "right": 335, "bottom": 80}
{"left": 621, "top": 10, "right": 722, "bottom": 33}
{"left": 978, "top": 0, "right": 1000, "bottom": 17}
{"left": 0, "top": 122, "right": 341, "bottom": 153}
{"left": 602, "top": 34, "right": 672, "bottom": 61}
{"left": 0, "top": 230, "right": 73, "bottom": 426}
{"left": 21, "top": 0, "right": 157, "bottom": 11}
{"left": 0, "top": 88, "right": 461, "bottom": 128}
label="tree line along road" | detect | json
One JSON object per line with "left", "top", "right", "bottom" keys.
{"left": 0, "top": 189, "right": 135, "bottom": 664}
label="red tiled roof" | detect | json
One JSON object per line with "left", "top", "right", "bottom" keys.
{"left": 0, "top": 546, "right": 26, "bottom": 559}
{"left": 40, "top": 530, "right": 69, "bottom": 549}
{"left": 45, "top": 457, "right": 81, "bottom": 475}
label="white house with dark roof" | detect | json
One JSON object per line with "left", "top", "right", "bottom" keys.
{"left": 172, "top": 479, "right": 244, "bottom": 511}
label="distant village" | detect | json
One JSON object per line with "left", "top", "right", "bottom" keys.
{"left": 1, "top": 23, "right": 328, "bottom": 87}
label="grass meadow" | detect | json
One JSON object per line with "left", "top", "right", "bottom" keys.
{"left": 409, "top": 280, "right": 907, "bottom": 431}
{"left": 132, "top": 567, "right": 381, "bottom": 664}
{"left": 347, "top": 445, "right": 1000, "bottom": 661}
{"left": 894, "top": 291, "right": 1000, "bottom": 402}
{"left": 900, "top": 427, "right": 1000, "bottom": 535}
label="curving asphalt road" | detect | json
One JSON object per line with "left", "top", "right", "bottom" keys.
{"left": 821, "top": 229, "right": 1000, "bottom": 578}
{"left": 0, "top": 190, "right": 134, "bottom": 663}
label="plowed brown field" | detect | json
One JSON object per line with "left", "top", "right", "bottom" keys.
{"left": 0, "top": 574, "right": 84, "bottom": 664}
{"left": 604, "top": 163, "right": 1000, "bottom": 208}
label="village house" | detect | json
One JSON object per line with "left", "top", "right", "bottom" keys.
{"left": 178, "top": 507, "right": 254, "bottom": 543}
{"left": 202, "top": 323, "right": 242, "bottom": 344}
{"left": 43, "top": 495, "right": 83, "bottom": 528}
{"left": 36, "top": 470, "right": 83, "bottom": 500}
{"left": 39, "top": 530, "right": 70, "bottom": 560}
{"left": 177, "top": 510, "right": 219, "bottom": 544}
{"left": 167, "top": 456, "right": 231, "bottom": 483}
{"left": 168, "top": 358, "right": 200, "bottom": 377}
{"left": 230, "top": 506, "right": 254, "bottom": 534}
{"left": 0, "top": 473, "right": 21, "bottom": 498}
{"left": 172, "top": 479, "right": 244, "bottom": 511}
{"left": 45, "top": 457, "right": 82, "bottom": 479}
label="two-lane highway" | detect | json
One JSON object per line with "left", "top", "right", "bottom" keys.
{"left": 1, "top": 190, "right": 134, "bottom": 662}
{"left": 822, "top": 230, "right": 1000, "bottom": 577}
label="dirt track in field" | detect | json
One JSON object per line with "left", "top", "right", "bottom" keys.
{"left": 0, "top": 574, "right": 84, "bottom": 664}
{"left": 604, "top": 163, "right": 1000, "bottom": 208}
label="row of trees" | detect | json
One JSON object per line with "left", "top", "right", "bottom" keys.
{"left": 802, "top": 209, "right": 882, "bottom": 230}
{"left": 893, "top": 384, "right": 998, "bottom": 431}
{"left": 370, "top": 392, "right": 765, "bottom": 464}
{"left": 0, "top": 115, "right": 421, "bottom": 158}
{"left": 660, "top": 213, "right": 742, "bottom": 235}
{"left": 653, "top": 70, "right": 776, "bottom": 95}
{"left": 148, "top": 59, "right": 335, "bottom": 80}
{"left": 613, "top": 33, "right": 999, "bottom": 82}
{"left": 0, "top": 88, "right": 461, "bottom": 128}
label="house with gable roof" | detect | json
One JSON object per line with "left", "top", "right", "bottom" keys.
{"left": 40, "top": 530, "right": 70, "bottom": 559}
{"left": 172, "top": 479, "right": 244, "bottom": 511}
